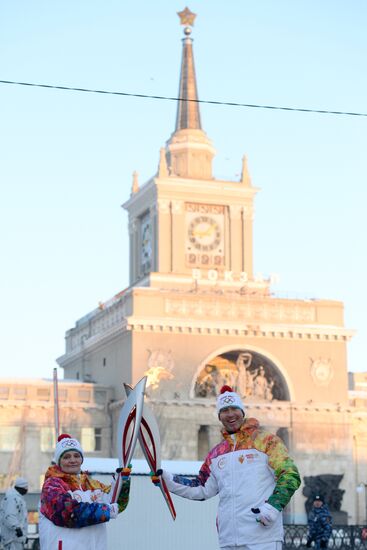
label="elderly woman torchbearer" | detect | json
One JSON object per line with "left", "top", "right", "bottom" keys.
{"left": 39, "top": 434, "right": 130, "bottom": 550}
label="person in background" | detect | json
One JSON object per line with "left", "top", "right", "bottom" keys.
{"left": 154, "top": 385, "right": 301, "bottom": 550}
{"left": 306, "top": 495, "right": 332, "bottom": 549}
{"left": 0, "top": 477, "right": 28, "bottom": 550}
{"left": 39, "top": 433, "right": 131, "bottom": 550}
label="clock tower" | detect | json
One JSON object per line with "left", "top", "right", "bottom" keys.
{"left": 123, "top": 9, "right": 261, "bottom": 294}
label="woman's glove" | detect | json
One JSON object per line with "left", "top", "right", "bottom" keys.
{"left": 251, "top": 502, "right": 280, "bottom": 526}
{"left": 116, "top": 464, "right": 132, "bottom": 513}
{"left": 109, "top": 503, "right": 119, "bottom": 519}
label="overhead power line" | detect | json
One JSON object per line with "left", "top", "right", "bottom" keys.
{"left": 0, "top": 79, "right": 366, "bottom": 118}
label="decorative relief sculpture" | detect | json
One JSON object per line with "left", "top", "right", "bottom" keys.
{"left": 144, "top": 349, "right": 174, "bottom": 393}
{"left": 310, "top": 357, "right": 333, "bottom": 386}
{"left": 236, "top": 352, "right": 253, "bottom": 397}
{"left": 194, "top": 350, "right": 287, "bottom": 401}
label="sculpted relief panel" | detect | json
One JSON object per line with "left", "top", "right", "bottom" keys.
{"left": 194, "top": 350, "right": 288, "bottom": 402}
{"left": 142, "top": 348, "right": 288, "bottom": 403}
{"left": 144, "top": 349, "right": 174, "bottom": 393}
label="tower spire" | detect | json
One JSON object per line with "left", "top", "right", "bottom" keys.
{"left": 165, "top": 8, "right": 215, "bottom": 180}
{"left": 175, "top": 8, "right": 201, "bottom": 130}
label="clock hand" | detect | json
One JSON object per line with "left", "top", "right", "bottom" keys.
{"left": 193, "top": 225, "right": 215, "bottom": 238}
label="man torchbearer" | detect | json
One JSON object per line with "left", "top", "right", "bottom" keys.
{"left": 158, "top": 385, "right": 301, "bottom": 550}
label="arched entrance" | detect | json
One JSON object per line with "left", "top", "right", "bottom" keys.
{"left": 193, "top": 349, "right": 290, "bottom": 402}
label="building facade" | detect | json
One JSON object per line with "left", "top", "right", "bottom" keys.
{"left": 0, "top": 379, "right": 112, "bottom": 492}
{"left": 2, "top": 9, "right": 365, "bottom": 525}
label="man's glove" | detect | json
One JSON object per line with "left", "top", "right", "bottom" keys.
{"left": 251, "top": 502, "right": 280, "bottom": 526}
{"left": 150, "top": 468, "right": 163, "bottom": 486}
{"left": 15, "top": 528, "right": 23, "bottom": 538}
{"left": 320, "top": 540, "right": 328, "bottom": 548}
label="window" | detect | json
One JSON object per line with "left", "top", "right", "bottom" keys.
{"left": 0, "top": 387, "right": 9, "bottom": 399}
{"left": 40, "top": 427, "right": 56, "bottom": 452}
{"left": 95, "top": 390, "right": 107, "bottom": 405}
{"left": 198, "top": 425, "right": 210, "bottom": 460}
{"left": 58, "top": 389, "right": 68, "bottom": 401}
{"left": 39, "top": 474, "right": 46, "bottom": 490}
{"left": 37, "top": 388, "right": 50, "bottom": 400}
{"left": 12, "top": 387, "right": 26, "bottom": 400}
{"left": 276, "top": 427, "right": 290, "bottom": 448}
{"left": 28, "top": 512, "right": 39, "bottom": 531}
{"left": 0, "top": 473, "right": 8, "bottom": 490}
{"left": 0, "top": 427, "right": 20, "bottom": 451}
{"left": 81, "top": 427, "right": 102, "bottom": 452}
{"left": 78, "top": 390, "right": 90, "bottom": 402}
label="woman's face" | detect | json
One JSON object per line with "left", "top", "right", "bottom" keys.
{"left": 59, "top": 451, "right": 83, "bottom": 474}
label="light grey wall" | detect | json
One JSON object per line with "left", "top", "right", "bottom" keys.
{"left": 99, "top": 473, "right": 219, "bottom": 550}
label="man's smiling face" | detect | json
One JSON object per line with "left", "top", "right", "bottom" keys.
{"left": 219, "top": 406, "right": 244, "bottom": 434}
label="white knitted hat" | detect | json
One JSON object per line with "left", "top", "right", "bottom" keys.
{"left": 216, "top": 385, "right": 245, "bottom": 415}
{"left": 14, "top": 477, "right": 28, "bottom": 489}
{"left": 54, "top": 433, "right": 84, "bottom": 465}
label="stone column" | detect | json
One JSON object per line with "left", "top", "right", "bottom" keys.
{"left": 171, "top": 200, "right": 184, "bottom": 273}
{"left": 150, "top": 205, "right": 158, "bottom": 272}
{"left": 242, "top": 201, "right": 254, "bottom": 279}
{"left": 157, "top": 199, "right": 171, "bottom": 273}
{"left": 229, "top": 205, "right": 243, "bottom": 274}
{"left": 128, "top": 217, "right": 139, "bottom": 284}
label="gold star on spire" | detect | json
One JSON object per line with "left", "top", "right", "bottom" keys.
{"left": 177, "top": 7, "right": 197, "bottom": 26}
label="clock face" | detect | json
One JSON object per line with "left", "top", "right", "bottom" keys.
{"left": 185, "top": 203, "right": 225, "bottom": 268}
{"left": 188, "top": 216, "right": 221, "bottom": 251}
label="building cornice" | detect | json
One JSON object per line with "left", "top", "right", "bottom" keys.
{"left": 57, "top": 319, "right": 129, "bottom": 366}
{"left": 125, "top": 315, "right": 354, "bottom": 341}
{"left": 0, "top": 400, "right": 106, "bottom": 411}
{"left": 155, "top": 176, "right": 259, "bottom": 197}
{"left": 109, "top": 398, "right": 352, "bottom": 415}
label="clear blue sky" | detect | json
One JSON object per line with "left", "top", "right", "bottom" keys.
{"left": 1, "top": 1, "right": 366, "bottom": 379}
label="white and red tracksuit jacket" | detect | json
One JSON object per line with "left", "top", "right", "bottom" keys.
{"left": 163, "top": 418, "right": 301, "bottom": 548}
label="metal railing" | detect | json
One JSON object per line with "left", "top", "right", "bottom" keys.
{"left": 284, "top": 525, "right": 367, "bottom": 549}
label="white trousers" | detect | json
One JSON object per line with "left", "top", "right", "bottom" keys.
{"left": 222, "top": 542, "right": 282, "bottom": 550}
